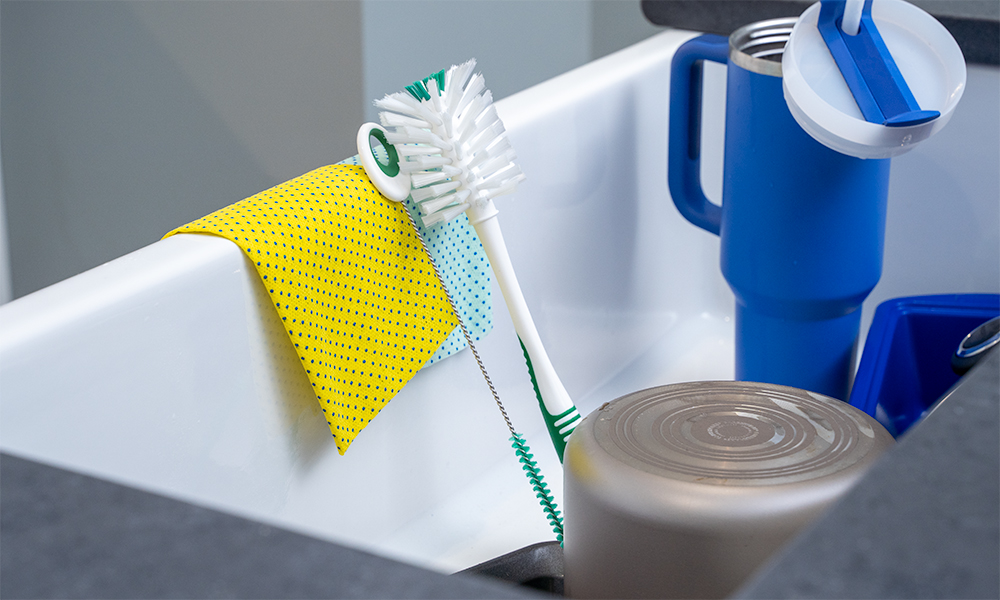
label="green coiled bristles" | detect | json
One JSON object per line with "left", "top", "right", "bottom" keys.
{"left": 510, "top": 433, "right": 564, "bottom": 545}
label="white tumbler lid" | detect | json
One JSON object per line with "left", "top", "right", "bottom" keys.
{"left": 782, "top": 0, "right": 966, "bottom": 159}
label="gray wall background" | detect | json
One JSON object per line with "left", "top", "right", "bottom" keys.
{"left": 0, "top": 0, "right": 661, "bottom": 300}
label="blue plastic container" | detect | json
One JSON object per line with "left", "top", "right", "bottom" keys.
{"left": 668, "top": 28, "right": 890, "bottom": 402}
{"left": 849, "top": 294, "right": 1000, "bottom": 437}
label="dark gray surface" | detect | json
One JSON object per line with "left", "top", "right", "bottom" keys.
{"left": 735, "top": 348, "right": 1000, "bottom": 599}
{"left": 0, "top": 1, "right": 364, "bottom": 299}
{"left": 461, "top": 541, "right": 564, "bottom": 596}
{"left": 0, "top": 453, "right": 544, "bottom": 599}
{"left": 642, "top": 0, "right": 1000, "bottom": 64}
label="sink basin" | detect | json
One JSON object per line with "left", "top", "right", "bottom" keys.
{"left": 1, "top": 29, "right": 997, "bottom": 575}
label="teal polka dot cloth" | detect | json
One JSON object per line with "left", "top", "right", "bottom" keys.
{"left": 339, "top": 154, "right": 493, "bottom": 365}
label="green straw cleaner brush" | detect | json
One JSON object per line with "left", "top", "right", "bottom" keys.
{"left": 359, "top": 59, "right": 581, "bottom": 463}
{"left": 357, "top": 59, "right": 577, "bottom": 544}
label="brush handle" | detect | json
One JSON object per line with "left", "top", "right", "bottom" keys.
{"left": 472, "top": 214, "right": 581, "bottom": 461}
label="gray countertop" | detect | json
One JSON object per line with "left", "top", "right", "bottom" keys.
{"left": 2, "top": 354, "right": 996, "bottom": 598}
{"left": 641, "top": 0, "right": 1000, "bottom": 64}
{"left": 736, "top": 348, "right": 1000, "bottom": 599}
{"left": 0, "top": 452, "right": 544, "bottom": 599}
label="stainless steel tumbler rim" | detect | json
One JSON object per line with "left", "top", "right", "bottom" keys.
{"left": 730, "top": 17, "right": 798, "bottom": 77}
{"left": 588, "top": 381, "right": 886, "bottom": 487}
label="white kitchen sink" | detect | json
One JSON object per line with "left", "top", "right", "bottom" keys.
{"left": 1, "top": 29, "right": 997, "bottom": 574}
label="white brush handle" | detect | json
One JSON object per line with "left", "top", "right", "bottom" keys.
{"left": 472, "top": 215, "right": 575, "bottom": 419}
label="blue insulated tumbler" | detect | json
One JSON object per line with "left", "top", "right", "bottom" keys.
{"left": 668, "top": 19, "right": 891, "bottom": 400}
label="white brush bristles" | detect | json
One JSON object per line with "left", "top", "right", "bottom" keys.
{"left": 374, "top": 59, "right": 526, "bottom": 226}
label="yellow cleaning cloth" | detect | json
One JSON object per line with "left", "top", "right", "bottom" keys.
{"left": 165, "top": 164, "right": 457, "bottom": 454}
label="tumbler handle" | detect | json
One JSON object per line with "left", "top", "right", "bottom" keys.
{"left": 668, "top": 34, "right": 729, "bottom": 236}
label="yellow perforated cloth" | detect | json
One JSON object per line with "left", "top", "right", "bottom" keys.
{"left": 164, "top": 164, "right": 457, "bottom": 454}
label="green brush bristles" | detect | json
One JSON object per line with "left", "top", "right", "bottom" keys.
{"left": 510, "top": 433, "right": 564, "bottom": 545}
{"left": 404, "top": 69, "right": 446, "bottom": 102}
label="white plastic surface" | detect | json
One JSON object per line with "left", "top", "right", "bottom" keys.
{"left": 783, "top": 0, "right": 966, "bottom": 158}
{"left": 842, "top": 0, "right": 864, "bottom": 36}
{"left": 0, "top": 29, "right": 997, "bottom": 576}
{"left": 473, "top": 215, "right": 574, "bottom": 419}
{"left": 0, "top": 30, "right": 727, "bottom": 573}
